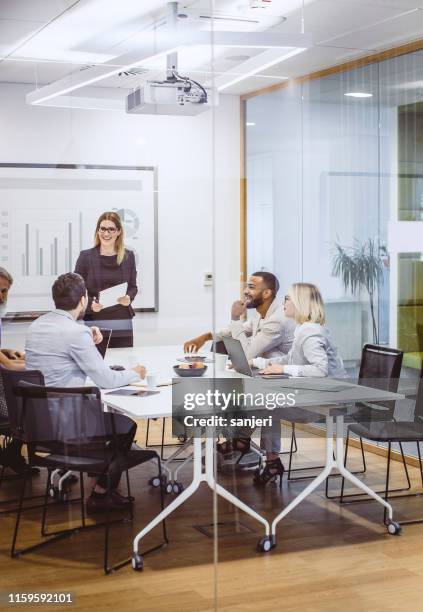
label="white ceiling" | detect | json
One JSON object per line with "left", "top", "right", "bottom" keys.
{"left": 0, "top": 0, "right": 422, "bottom": 99}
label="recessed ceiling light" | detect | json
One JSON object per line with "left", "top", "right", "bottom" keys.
{"left": 246, "top": 122, "right": 256, "bottom": 126}
{"left": 344, "top": 92, "right": 373, "bottom": 98}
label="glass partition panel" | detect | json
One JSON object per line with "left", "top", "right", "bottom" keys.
{"left": 302, "top": 62, "right": 381, "bottom": 367}
{"left": 0, "top": 2, "right": 221, "bottom": 607}
{"left": 246, "top": 85, "right": 303, "bottom": 289}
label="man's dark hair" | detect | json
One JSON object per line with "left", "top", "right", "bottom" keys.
{"left": 252, "top": 271, "right": 280, "bottom": 297}
{"left": 52, "top": 273, "right": 86, "bottom": 310}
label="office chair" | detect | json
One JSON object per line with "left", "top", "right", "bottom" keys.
{"left": 337, "top": 361, "right": 423, "bottom": 526}
{"left": 285, "top": 344, "right": 403, "bottom": 484}
{"left": 0, "top": 368, "right": 53, "bottom": 514}
{"left": 10, "top": 382, "right": 168, "bottom": 574}
{"left": 325, "top": 343, "right": 405, "bottom": 499}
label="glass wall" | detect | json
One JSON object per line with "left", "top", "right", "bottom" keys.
{"left": 0, "top": 1, "right": 223, "bottom": 604}
{"left": 246, "top": 49, "right": 423, "bottom": 376}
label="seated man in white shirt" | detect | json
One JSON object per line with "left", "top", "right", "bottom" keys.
{"left": 26, "top": 273, "right": 146, "bottom": 512}
{"left": 184, "top": 271, "right": 295, "bottom": 361}
{"left": 184, "top": 272, "right": 296, "bottom": 467}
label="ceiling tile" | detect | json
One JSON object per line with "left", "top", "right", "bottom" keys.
{"left": 324, "top": 9, "right": 423, "bottom": 49}
{"left": 0, "top": 59, "right": 78, "bottom": 84}
{"left": 336, "top": 0, "right": 423, "bottom": 9}
{"left": 274, "top": 0, "right": 414, "bottom": 43}
{"left": 0, "top": 19, "right": 44, "bottom": 55}
{"left": 0, "top": 0, "right": 76, "bottom": 22}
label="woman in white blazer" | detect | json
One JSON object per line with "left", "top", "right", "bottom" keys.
{"left": 252, "top": 282, "right": 346, "bottom": 486}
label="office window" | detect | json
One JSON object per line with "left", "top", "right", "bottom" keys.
{"left": 246, "top": 48, "right": 423, "bottom": 371}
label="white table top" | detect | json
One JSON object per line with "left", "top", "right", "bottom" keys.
{"left": 101, "top": 345, "right": 405, "bottom": 421}
{"left": 102, "top": 345, "right": 235, "bottom": 419}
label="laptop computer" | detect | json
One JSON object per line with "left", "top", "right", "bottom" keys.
{"left": 222, "top": 337, "right": 290, "bottom": 378}
{"left": 222, "top": 337, "right": 258, "bottom": 377}
{"left": 95, "top": 328, "right": 112, "bottom": 359}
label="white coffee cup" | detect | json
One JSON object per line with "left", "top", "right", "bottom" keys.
{"left": 147, "top": 372, "right": 159, "bottom": 390}
{"left": 214, "top": 353, "right": 227, "bottom": 373}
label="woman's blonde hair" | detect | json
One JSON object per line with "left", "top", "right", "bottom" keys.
{"left": 288, "top": 282, "right": 326, "bottom": 325}
{"left": 94, "top": 211, "right": 126, "bottom": 265}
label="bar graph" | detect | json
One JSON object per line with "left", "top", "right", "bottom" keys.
{"left": 20, "top": 216, "right": 83, "bottom": 277}
{"left": 0, "top": 164, "right": 156, "bottom": 312}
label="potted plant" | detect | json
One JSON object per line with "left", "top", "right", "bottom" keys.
{"left": 331, "top": 238, "right": 384, "bottom": 344}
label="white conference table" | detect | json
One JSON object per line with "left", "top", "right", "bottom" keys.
{"left": 102, "top": 345, "right": 404, "bottom": 566}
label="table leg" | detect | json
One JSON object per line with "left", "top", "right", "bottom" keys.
{"left": 270, "top": 416, "right": 335, "bottom": 543}
{"left": 334, "top": 415, "right": 396, "bottom": 524}
{"left": 204, "top": 435, "right": 271, "bottom": 538}
{"left": 133, "top": 435, "right": 204, "bottom": 555}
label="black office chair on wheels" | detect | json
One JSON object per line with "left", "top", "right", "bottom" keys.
{"left": 9, "top": 382, "right": 168, "bottom": 574}
{"left": 336, "top": 361, "right": 423, "bottom": 525}
{"left": 285, "top": 344, "right": 404, "bottom": 484}
{"left": 325, "top": 343, "right": 405, "bottom": 499}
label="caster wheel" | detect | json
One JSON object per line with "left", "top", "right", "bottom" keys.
{"left": 165, "top": 482, "right": 173, "bottom": 494}
{"left": 149, "top": 475, "right": 165, "bottom": 488}
{"left": 387, "top": 521, "right": 401, "bottom": 535}
{"left": 257, "top": 537, "right": 275, "bottom": 553}
{"left": 172, "top": 482, "right": 184, "bottom": 495}
{"left": 178, "top": 434, "right": 187, "bottom": 443}
{"left": 59, "top": 491, "right": 69, "bottom": 502}
{"left": 131, "top": 553, "right": 144, "bottom": 571}
{"left": 49, "top": 486, "right": 57, "bottom": 499}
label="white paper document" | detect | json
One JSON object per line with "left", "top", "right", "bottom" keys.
{"left": 99, "top": 282, "right": 128, "bottom": 309}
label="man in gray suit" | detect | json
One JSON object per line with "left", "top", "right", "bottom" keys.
{"left": 26, "top": 273, "right": 146, "bottom": 512}
{"left": 26, "top": 273, "right": 145, "bottom": 388}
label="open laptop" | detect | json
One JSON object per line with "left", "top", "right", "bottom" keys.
{"left": 223, "top": 337, "right": 290, "bottom": 378}
{"left": 223, "top": 337, "right": 258, "bottom": 377}
{"left": 95, "top": 328, "right": 113, "bottom": 359}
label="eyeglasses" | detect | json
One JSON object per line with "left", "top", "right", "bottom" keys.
{"left": 99, "top": 226, "right": 118, "bottom": 234}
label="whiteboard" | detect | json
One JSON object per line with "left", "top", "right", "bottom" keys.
{"left": 0, "top": 164, "right": 158, "bottom": 314}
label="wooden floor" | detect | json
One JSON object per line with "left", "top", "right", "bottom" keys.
{"left": 2, "top": 423, "right": 423, "bottom": 612}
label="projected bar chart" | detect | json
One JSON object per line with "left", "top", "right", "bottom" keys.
{"left": 20, "top": 212, "right": 83, "bottom": 277}
{"left": 0, "top": 164, "right": 156, "bottom": 312}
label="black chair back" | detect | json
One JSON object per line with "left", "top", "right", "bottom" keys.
{"left": 413, "top": 361, "right": 423, "bottom": 421}
{"left": 358, "top": 344, "right": 403, "bottom": 393}
{"left": 14, "top": 383, "right": 111, "bottom": 463}
{"left": 0, "top": 367, "right": 45, "bottom": 435}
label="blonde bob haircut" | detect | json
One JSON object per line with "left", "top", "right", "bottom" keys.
{"left": 288, "top": 282, "right": 326, "bottom": 325}
{"left": 94, "top": 211, "right": 126, "bottom": 265}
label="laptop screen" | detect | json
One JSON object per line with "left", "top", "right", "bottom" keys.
{"left": 95, "top": 328, "right": 112, "bottom": 359}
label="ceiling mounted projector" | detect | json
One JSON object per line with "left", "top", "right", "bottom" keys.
{"left": 126, "top": 72, "right": 215, "bottom": 116}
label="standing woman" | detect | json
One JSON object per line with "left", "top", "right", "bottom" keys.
{"left": 75, "top": 211, "right": 137, "bottom": 348}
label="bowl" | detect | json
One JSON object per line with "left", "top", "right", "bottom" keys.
{"left": 184, "top": 355, "right": 207, "bottom": 362}
{"left": 173, "top": 365, "right": 208, "bottom": 377}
